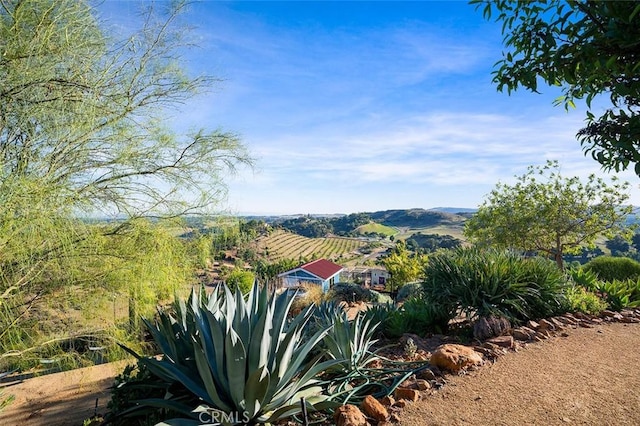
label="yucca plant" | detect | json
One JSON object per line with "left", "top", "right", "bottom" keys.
{"left": 423, "top": 247, "right": 567, "bottom": 323}
{"left": 120, "top": 283, "right": 338, "bottom": 425}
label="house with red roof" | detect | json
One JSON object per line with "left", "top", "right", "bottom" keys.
{"left": 277, "top": 258, "right": 344, "bottom": 292}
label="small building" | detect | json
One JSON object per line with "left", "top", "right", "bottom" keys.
{"left": 278, "top": 258, "right": 344, "bottom": 293}
{"left": 342, "top": 266, "right": 390, "bottom": 289}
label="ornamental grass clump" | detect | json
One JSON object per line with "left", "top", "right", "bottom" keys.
{"left": 423, "top": 247, "right": 568, "bottom": 323}
{"left": 118, "top": 283, "right": 338, "bottom": 425}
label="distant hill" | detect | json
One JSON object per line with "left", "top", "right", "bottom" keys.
{"left": 369, "top": 208, "right": 468, "bottom": 228}
{"left": 429, "top": 207, "right": 478, "bottom": 214}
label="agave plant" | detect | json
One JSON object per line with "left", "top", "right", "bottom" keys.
{"left": 122, "top": 283, "right": 338, "bottom": 425}
{"left": 321, "top": 310, "right": 380, "bottom": 372}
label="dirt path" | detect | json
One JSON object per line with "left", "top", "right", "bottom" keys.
{"left": 399, "top": 322, "right": 640, "bottom": 426}
{"left": 1, "top": 323, "right": 639, "bottom": 426}
{"left": 0, "top": 360, "right": 130, "bottom": 426}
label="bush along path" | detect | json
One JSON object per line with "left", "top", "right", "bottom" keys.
{"left": 333, "top": 308, "right": 640, "bottom": 426}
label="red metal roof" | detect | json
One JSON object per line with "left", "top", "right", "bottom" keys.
{"left": 300, "top": 259, "right": 343, "bottom": 280}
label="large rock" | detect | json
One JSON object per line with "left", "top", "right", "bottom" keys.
{"left": 361, "top": 395, "right": 388, "bottom": 421}
{"left": 334, "top": 404, "right": 367, "bottom": 426}
{"left": 429, "top": 344, "right": 484, "bottom": 373}
{"left": 486, "top": 335, "right": 514, "bottom": 349}
{"left": 473, "top": 315, "right": 511, "bottom": 340}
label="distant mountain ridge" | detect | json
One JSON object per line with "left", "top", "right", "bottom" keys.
{"left": 369, "top": 208, "right": 469, "bottom": 227}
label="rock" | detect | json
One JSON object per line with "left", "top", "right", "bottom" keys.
{"left": 395, "top": 399, "right": 408, "bottom": 408}
{"left": 430, "top": 344, "right": 484, "bottom": 373}
{"left": 556, "top": 316, "right": 577, "bottom": 326}
{"left": 601, "top": 310, "right": 618, "bottom": 318}
{"left": 486, "top": 335, "right": 514, "bottom": 349}
{"left": 334, "top": 405, "right": 367, "bottom": 426}
{"left": 380, "top": 395, "right": 395, "bottom": 406}
{"left": 415, "top": 379, "right": 431, "bottom": 390}
{"left": 579, "top": 321, "right": 593, "bottom": 328}
{"left": 537, "top": 319, "right": 556, "bottom": 331}
{"left": 549, "top": 317, "right": 565, "bottom": 329}
{"left": 535, "top": 331, "right": 548, "bottom": 340}
{"left": 526, "top": 320, "right": 540, "bottom": 330}
{"left": 620, "top": 316, "right": 640, "bottom": 323}
{"left": 473, "top": 315, "right": 511, "bottom": 340}
{"left": 417, "top": 368, "right": 436, "bottom": 381}
{"left": 394, "top": 387, "right": 420, "bottom": 402}
{"left": 562, "top": 313, "right": 580, "bottom": 324}
{"left": 361, "top": 395, "right": 388, "bottom": 422}
{"left": 389, "top": 412, "right": 402, "bottom": 423}
{"left": 512, "top": 327, "right": 535, "bottom": 341}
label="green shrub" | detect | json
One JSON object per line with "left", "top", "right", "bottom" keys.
{"left": 329, "top": 283, "right": 375, "bottom": 303}
{"left": 567, "top": 267, "right": 601, "bottom": 292}
{"left": 362, "top": 297, "right": 453, "bottom": 338}
{"left": 584, "top": 256, "right": 640, "bottom": 282}
{"left": 224, "top": 269, "right": 255, "bottom": 294}
{"left": 563, "top": 285, "right": 608, "bottom": 315}
{"left": 423, "top": 247, "right": 568, "bottom": 323}
{"left": 369, "top": 289, "right": 393, "bottom": 304}
{"left": 596, "top": 279, "right": 640, "bottom": 311}
{"left": 396, "top": 282, "right": 423, "bottom": 302}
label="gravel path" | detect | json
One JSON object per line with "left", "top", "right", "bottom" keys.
{"left": 399, "top": 322, "right": 640, "bottom": 426}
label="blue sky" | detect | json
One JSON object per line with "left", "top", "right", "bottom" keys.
{"left": 102, "top": 1, "right": 640, "bottom": 215}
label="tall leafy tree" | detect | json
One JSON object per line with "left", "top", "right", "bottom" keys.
{"left": 464, "top": 161, "right": 633, "bottom": 269}
{"left": 0, "top": 0, "right": 251, "bottom": 356}
{"left": 472, "top": 0, "right": 640, "bottom": 174}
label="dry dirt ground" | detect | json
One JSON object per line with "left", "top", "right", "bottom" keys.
{"left": 399, "top": 322, "right": 640, "bottom": 426}
{"left": 0, "top": 322, "right": 639, "bottom": 426}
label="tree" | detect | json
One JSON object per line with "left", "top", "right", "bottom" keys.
{"left": 225, "top": 269, "right": 255, "bottom": 294}
{"left": 473, "top": 1, "right": 640, "bottom": 175}
{"left": 1, "top": 0, "right": 251, "bottom": 218}
{"left": 464, "top": 161, "right": 633, "bottom": 270}
{"left": 0, "top": 0, "right": 251, "bottom": 359}
{"left": 381, "top": 241, "right": 425, "bottom": 292}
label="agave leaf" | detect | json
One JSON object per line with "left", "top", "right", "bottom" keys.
{"left": 277, "top": 326, "right": 331, "bottom": 390}
{"left": 247, "top": 299, "right": 273, "bottom": 372}
{"left": 262, "top": 386, "right": 331, "bottom": 423}
{"left": 199, "top": 307, "right": 229, "bottom": 392}
{"left": 192, "top": 339, "right": 232, "bottom": 411}
{"left": 244, "top": 366, "right": 270, "bottom": 418}
{"left": 225, "top": 328, "right": 247, "bottom": 408}
{"left": 118, "top": 397, "right": 196, "bottom": 419}
{"left": 139, "top": 357, "right": 209, "bottom": 402}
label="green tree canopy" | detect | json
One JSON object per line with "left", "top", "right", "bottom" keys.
{"left": 473, "top": 0, "right": 640, "bottom": 175}
{"left": 464, "top": 161, "right": 633, "bottom": 269}
{"left": 1, "top": 0, "right": 251, "bottom": 218}
{"left": 0, "top": 0, "right": 252, "bottom": 360}
{"left": 381, "top": 240, "right": 425, "bottom": 291}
